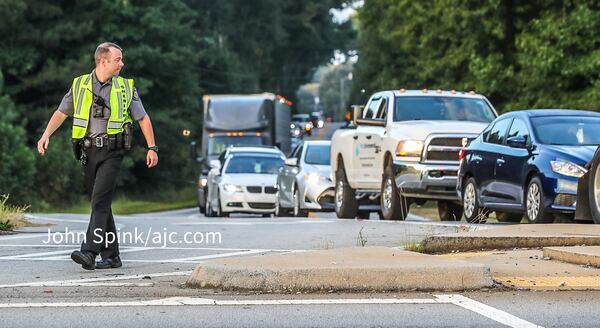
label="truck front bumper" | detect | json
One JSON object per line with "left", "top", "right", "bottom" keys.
{"left": 393, "top": 160, "right": 460, "bottom": 201}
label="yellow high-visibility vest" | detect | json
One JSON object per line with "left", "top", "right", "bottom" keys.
{"left": 71, "top": 74, "right": 134, "bottom": 139}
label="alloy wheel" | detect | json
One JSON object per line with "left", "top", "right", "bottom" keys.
{"left": 336, "top": 180, "right": 344, "bottom": 209}
{"left": 463, "top": 182, "right": 476, "bottom": 219}
{"left": 527, "top": 183, "right": 540, "bottom": 220}
{"left": 383, "top": 178, "right": 393, "bottom": 210}
{"left": 595, "top": 164, "right": 600, "bottom": 216}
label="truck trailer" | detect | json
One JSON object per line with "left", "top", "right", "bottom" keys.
{"left": 191, "top": 93, "right": 292, "bottom": 213}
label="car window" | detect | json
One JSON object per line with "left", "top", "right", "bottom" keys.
{"left": 363, "top": 97, "right": 380, "bottom": 119}
{"left": 507, "top": 118, "right": 530, "bottom": 143}
{"left": 376, "top": 97, "right": 388, "bottom": 119}
{"left": 532, "top": 116, "right": 600, "bottom": 145}
{"left": 394, "top": 96, "right": 496, "bottom": 122}
{"left": 304, "top": 144, "right": 331, "bottom": 165}
{"left": 486, "top": 118, "right": 512, "bottom": 145}
{"left": 225, "top": 155, "right": 284, "bottom": 174}
{"left": 295, "top": 145, "right": 304, "bottom": 161}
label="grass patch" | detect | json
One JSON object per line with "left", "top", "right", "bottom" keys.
{"left": 41, "top": 187, "right": 197, "bottom": 215}
{"left": 0, "top": 195, "right": 29, "bottom": 231}
{"left": 404, "top": 239, "right": 426, "bottom": 253}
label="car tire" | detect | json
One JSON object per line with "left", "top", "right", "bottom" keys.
{"left": 335, "top": 166, "right": 358, "bottom": 219}
{"left": 495, "top": 211, "right": 523, "bottom": 223}
{"left": 380, "top": 165, "right": 409, "bottom": 220}
{"left": 525, "top": 176, "right": 553, "bottom": 224}
{"left": 275, "top": 194, "right": 289, "bottom": 217}
{"left": 588, "top": 150, "right": 600, "bottom": 224}
{"left": 438, "top": 200, "right": 463, "bottom": 221}
{"left": 293, "top": 186, "right": 308, "bottom": 217}
{"left": 462, "top": 177, "right": 489, "bottom": 223}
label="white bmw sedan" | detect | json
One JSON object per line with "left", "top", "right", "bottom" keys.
{"left": 205, "top": 147, "right": 285, "bottom": 217}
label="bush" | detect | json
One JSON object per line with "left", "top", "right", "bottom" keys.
{"left": 0, "top": 95, "right": 36, "bottom": 205}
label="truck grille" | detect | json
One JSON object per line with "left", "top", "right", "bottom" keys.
{"left": 423, "top": 136, "right": 475, "bottom": 163}
{"left": 246, "top": 186, "right": 262, "bottom": 193}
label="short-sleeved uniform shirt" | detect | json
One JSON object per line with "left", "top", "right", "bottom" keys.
{"left": 58, "top": 70, "right": 147, "bottom": 137}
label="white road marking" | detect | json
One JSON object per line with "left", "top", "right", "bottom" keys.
{"left": 0, "top": 244, "right": 301, "bottom": 252}
{"left": 44, "top": 247, "right": 151, "bottom": 260}
{"left": 0, "top": 234, "right": 49, "bottom": 240}
{"left": 0, "top": 296, "right": 441, "bottom": 308}
{"left": 0, "top": 271, "right": 192, "bottom": 288}
{"left": 176, "top": 221, "right": 333, "bottom": 225}
{"left": 165, "top": 249, "right": 271, "bottom": 263}
{"left": 25, "top": 214, "right": 89, "bottom": 224}
{"left": 435, "top": 294, "right": 543, "bottom": 328}
{"left": 26, "top": 282, "right": 155, "bottom": 287}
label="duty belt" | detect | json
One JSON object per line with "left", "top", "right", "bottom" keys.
{"left": 83, "top": 135, "right": 121, "bottom": 149}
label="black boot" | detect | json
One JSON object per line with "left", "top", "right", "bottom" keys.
{"left": 95, "top": 256, "right": 122, "bottom": 269}
{"left": 71, "top": 250, "right": 96, "bottom": 270}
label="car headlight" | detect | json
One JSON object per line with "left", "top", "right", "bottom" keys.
{"left": 198, "top": 178, "right": 208, "bottom": 187}
{"left": 293, "top": 129, "right": 301, "bottom": 136}
{"left": 550, "top": 160, "right": 587, "bottom": 178}
{"left": 223, "top": 184, "right": 243, "bottom": 193}
{"left": 304, "top": 173, "right": 320, "bottom": 184}
{"left": 317, "top": 120, "right": 324, "bottom": 128}
{"left": 290, "top": 123, "right": 296, "bottom": 129}
{"left": 396, "top": 140, "right": 424, "bottom": 158}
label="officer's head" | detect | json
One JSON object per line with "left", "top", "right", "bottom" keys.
{"left": 95, "top": 42, "right": 124, "bottom": 77}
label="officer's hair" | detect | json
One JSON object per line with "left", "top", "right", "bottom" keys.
{"left": 95, "top": 42, "right": 122, "bottom": 65}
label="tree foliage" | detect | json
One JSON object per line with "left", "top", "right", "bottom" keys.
{"left": 0, "top": 0, "right": 352, "bottom": 206}
{"left": 354, "top": 0, "right": 600, "bottom": 112}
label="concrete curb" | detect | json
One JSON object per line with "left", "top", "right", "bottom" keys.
{"left": 543, "top": 246, "right": 600, "bottom": 268}
{"left": 423, "top": 236, "right": 600, "bottom": 253}
{"left": 422, "top": 224, "right": 600, "bottom": 253}
{"left": 186, "top": 247, "right": 494, "bottom": 292}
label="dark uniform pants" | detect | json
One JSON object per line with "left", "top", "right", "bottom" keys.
{"left": 80, "top": 146, "right": 124, "bottom": 259}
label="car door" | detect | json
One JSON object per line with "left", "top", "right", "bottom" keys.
{"left": 479, "top": 118, "right": 512, "bottom": 204}
{"left": 279, "top": 144, "right": 303, "bottom": 207}
{"left": 354, "top": 96, "right": 381, "bottom": 188}
{"left": 494, "top": 118, "right": 532, "bottom": 205}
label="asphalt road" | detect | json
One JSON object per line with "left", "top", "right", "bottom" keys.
{"left": 2, "top": 124, "right": 599, "bottom": 327}
{"left": 1, "top": 210, "right": 599, "bottom": 327}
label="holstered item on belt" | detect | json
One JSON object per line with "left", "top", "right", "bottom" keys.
{"left": 72, "top": 139, "right": 83, "bottom": 160}
{"left": 123, "top": 123, "right": 132, "bottom": 150}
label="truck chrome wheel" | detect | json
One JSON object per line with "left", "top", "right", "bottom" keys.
{"left": 383, "top": 178, "right": 394, "bottom": 211}
{"left": 336, "top": 180, "right": 344, "bottom": 209}
{"left": 526, "top": 183, "right": 540, "bottom": 221}
{"left": 463, "top": 183, "right": 476, "bottom": 219}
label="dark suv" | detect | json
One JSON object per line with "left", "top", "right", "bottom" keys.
{"left": 457, "top": 109, "right": 600, "bottom": 223}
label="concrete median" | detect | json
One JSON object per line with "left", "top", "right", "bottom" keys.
{"left": 186, "top": 247, "right": 493, "bottom": 292}
{"left": 543, "top": 246, "right": 600, "bottom": 268}
{"left": 422, "top": 224, "right": 600, "bottom": 253}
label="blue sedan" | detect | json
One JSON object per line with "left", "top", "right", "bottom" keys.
{"left": 457, "top": 109, "right": 600, "bottom": 223}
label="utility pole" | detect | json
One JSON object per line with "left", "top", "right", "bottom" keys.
{"left": 339, "top": 72, "right": 353, "bottom": 122}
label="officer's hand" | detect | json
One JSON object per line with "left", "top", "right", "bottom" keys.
{"left": 37, "top": 136, "right": 49, "bottom": 156}
{"left": 147, "top": 150, "right": 158, "bottom": 168}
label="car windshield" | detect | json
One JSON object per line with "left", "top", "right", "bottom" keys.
{"left": 292, "top": 115, "right": 310, "bottom": 122}
{"left": 304, "top": 144, "right": 330, "bottom": 165}
{"left": 224, "top": 155, "right": 284, "bottom": 174}
{"left": 208, "top": 136, "right": 263, "bottom": 156}
{"left": 532, "top": 116, "right": 600, "bottom": 145}
{"left": 394, "top": 96, "right": 496, "bottom": 122}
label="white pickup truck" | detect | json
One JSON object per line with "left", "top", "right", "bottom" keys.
{"left": 330, "top": 89, "right": 498, "bottom": 220}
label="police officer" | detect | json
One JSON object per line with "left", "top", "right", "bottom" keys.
{"left": 36, "top": 42, "right": 158, "bottom": 270}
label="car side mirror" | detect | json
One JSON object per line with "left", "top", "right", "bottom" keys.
{"left": 285, "top": 158, "right": 298, "bottom": 167}
{"left": 507, "top": 136, "right": 528, "bottom": 149}
{"left": 209, "top": 160, "right": 221, "bottom": 170}
{"left": 190, "top": 141, "right": 204, "bottom": 163}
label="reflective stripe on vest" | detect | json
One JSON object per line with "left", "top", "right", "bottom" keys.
{"left": 71, "top": 74, "right": 134, "bottom": 139}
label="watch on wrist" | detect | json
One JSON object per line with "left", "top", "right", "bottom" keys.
{"left": 148, "top": 146, "right": 159, "bottom": 153}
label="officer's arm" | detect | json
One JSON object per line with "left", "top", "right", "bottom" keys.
{"left": 37, "top": 111, "right": 68, "bottom": 155}
{"left": 138, "top": 114, "right": 158, "bottom": 168}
